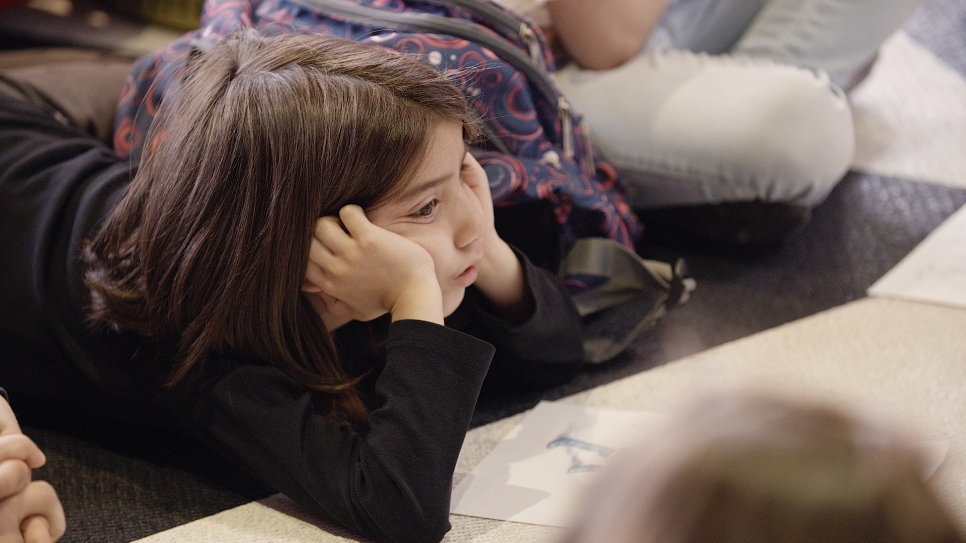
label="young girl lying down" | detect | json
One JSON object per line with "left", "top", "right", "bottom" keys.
{"left": 0, "top": 30, "right": 584, "bottom": 543}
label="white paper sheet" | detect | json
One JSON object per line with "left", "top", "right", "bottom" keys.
{"left": 868, "top": 203, "right": 966, "bottom": 309}
{"left": 450, "top": 401, "right": 666, "bottom": 527}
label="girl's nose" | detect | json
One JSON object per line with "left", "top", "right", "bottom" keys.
{"left": 454, "top": 184, "right": 485, "bottom": 250}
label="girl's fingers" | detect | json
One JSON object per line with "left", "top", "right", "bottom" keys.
{"left": 337, "top": 205, "right": 371, "bottom": 236}
{"left": 0, "top": 398, "right": 23, "bottom": 437}
{"left": 325, "top": 298, "right": 354, "bottom": 320}
{"left": 320, "top": 292, "right": 378, "bottom": 322}
{"left": 312, "top": 216, "right": 334, "bottom": 240}
{"left": 0, "top": 435, "right": 45, "bottom": 470}
{"left": 321, "top": 295, "right": 357, "bottom": 321}
{"left": 307, "top": 237, "right": 335, "bottom": 269}
{"left": 318, "top": 291, "right": 338, "bottom": 309}
{"left": 21, "top": 515, "right": 52, "bottom": 543}
{"left": 0, "top": 460, "right": 30, "bottom": 501}
{"left": 462, "top": 157, "right": 493, "bottom": 211}
{"left": 462, "top": 154, "right": 487, "bottom": 189}
{"left": 302, "top": 261, "right": 325, "bottom": 294}
{"left": 20, "top": 482, "right": 65, "bottom": 542}
{"left": 313, "top": 217, "right": 352, "bottom": 255}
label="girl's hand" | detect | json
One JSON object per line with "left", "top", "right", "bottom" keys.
{"left": 461, "top": 154, "right": 534, "bottom": 322}
{"left": 0, "top": 397, "right": 65, "bottom": 543}
{"left": 0, "top": 397, "right": 45, "bottom": 500}
{"left": 0, "top": 435, "right": 39, "bottom": 503}
{"left": 304, "top": 205, "right": 444, "bottom": 325}
{"left": 2, "top": 482, "right": 65, "bottom": 543}
{"left": 460, "top": 154, "right": 497, "bottom": 245}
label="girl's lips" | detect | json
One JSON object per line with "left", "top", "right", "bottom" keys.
{"left": 454, "top": 265, "right": 478, "bottom": 287}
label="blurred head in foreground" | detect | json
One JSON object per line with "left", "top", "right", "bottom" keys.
{"left": 562, "top": 392, "right": 965, "bottom": 543}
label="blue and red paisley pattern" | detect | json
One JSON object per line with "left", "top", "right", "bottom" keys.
{"left": 113, "top": 0, "right": 641, "bottom": 246}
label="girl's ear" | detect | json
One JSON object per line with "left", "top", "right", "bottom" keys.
{"left": 301, "top": 280, "right": 323, "bottom": 294}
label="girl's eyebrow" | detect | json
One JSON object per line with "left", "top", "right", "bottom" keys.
{"left": 397, "top": 142, "right": 467, "bottom": 202}
{"left": 398, "top": 174, "right": 450, "bottom": 202}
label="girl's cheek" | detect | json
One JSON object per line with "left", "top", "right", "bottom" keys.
{"left": 401, "top": 231, "right": 436, "bottom": 259}
{"left": 389, "top": 225, "right": 421, "bottom": 243}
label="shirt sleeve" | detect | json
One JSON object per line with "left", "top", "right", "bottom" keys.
{"left": 169, "top": 320, "right": 494, "bottom": 543}
{"left": 459, "top": 247, "right": 586, "bottom": 388}
{"left": 0, "top": 96, "right": 146, "bottom": 414}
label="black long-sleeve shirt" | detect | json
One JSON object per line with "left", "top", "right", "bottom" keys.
{"left": 0, "top": 97, "right": 585, "bottom": 543}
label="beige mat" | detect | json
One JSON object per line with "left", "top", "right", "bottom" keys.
{"left": 134, "top": 297, "right": 966, "bottom": 542}
{"left": 850, "top": 31, "right": 966, "bottom": 189}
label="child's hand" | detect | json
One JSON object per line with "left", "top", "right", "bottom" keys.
{"left": 0, "top": 397, "right": 65, "bottom": 543}
{"left": 304, "top": 205, "right": 444, "bottom": 325}
{"left": 460, "top": 154, "right": 497, "bottom": 245}
{"left": 461, "top": 154, "right": 534, "bottom": 322}
{"left": 0, "top": 401, "right": 45, "bottom": 499}
{"left": 1, "top": 482, "right": 64, "bottom": 543}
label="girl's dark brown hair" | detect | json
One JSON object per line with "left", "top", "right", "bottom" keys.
{"left": 84, "top": 30, "right": 478, "bottom": 421}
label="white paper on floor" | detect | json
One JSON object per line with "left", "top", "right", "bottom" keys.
{"left": 869, "top": 203, "right": 966, "bottom": 309}
{"left": 450, "top": 401, "right": 666, "bottom": 528}
{"left": 850, "top": 31, "right": 966, "bottom": 189}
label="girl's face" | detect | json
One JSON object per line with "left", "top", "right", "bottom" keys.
{"left": 367, "top": 121, "right": 487, "bottom": 316}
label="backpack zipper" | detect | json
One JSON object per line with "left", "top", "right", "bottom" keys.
{"left": 580, "top": 119, "right": 595, "bottom": 176}
{"left": 558, "top": 96, "right": 573, "bottom": 158}
{"left": 518, "top": 24, "right": 543, "bottom": 65}
{"left": 428, "top": 0, "right": 544, "bottom": 65}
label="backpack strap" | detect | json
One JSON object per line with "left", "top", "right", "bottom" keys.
{"left": 561, "top": 238, "right": 695, "bottom": 363}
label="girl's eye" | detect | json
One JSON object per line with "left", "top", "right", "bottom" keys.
{"left": 411, "top": 199, "right": 439, "bottom": 219}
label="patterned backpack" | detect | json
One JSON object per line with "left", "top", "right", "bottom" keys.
{"left": 113, "top": 0, "right": 693, "bottom": 362}
{"left": 114, "top": 0, "right": 639, "bottom": 245}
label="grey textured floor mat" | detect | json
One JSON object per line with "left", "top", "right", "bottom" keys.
{"left": 905, "top": 0, "right": 966, "bottom": 77}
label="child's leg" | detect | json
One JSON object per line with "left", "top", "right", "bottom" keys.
{"left": 641, "top": 0, "right": 770, "bottom": 55}
{"left": 0, "top": 49, "right": 134, "bottom": 145}
{"left": 556, "top": 0, "right": 926, "bottom": 242}
{"left": 650, "top": 0, "right": 925, "bottom": 89}
{"left": 557, "top": 51, "right": 854, "bottom": 210}
{"left": 730, "top": 0, "right": 927, "bottom": 91}
{"left": 559, "top": 0, "right": 922, "bottom": 210}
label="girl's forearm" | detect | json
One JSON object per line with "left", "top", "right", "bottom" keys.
{"left": 473, "top": 240, "right": 534, "bottom": 323}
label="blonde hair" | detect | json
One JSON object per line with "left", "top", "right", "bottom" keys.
{"left": 563, "top": 392, "right": 965, "bottom": 543}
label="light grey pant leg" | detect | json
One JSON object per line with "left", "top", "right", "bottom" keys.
{"left": 654, "top": 0, "right": 927, "bottom": 86}
{"left": 645, "top": 0, "right": 771, "bottom": 54}
{"left": 557, "top": 53, "right": 854, "bottom": 208}
{"left": 560, "top": 0, "right": 925, "bottom": 209}
{"left": 732, "top": 0, "right": 927, "bottom": 90}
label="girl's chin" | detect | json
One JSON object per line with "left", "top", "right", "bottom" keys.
{"left": 442, "top": 287, "right": 467, "bottom": 317}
